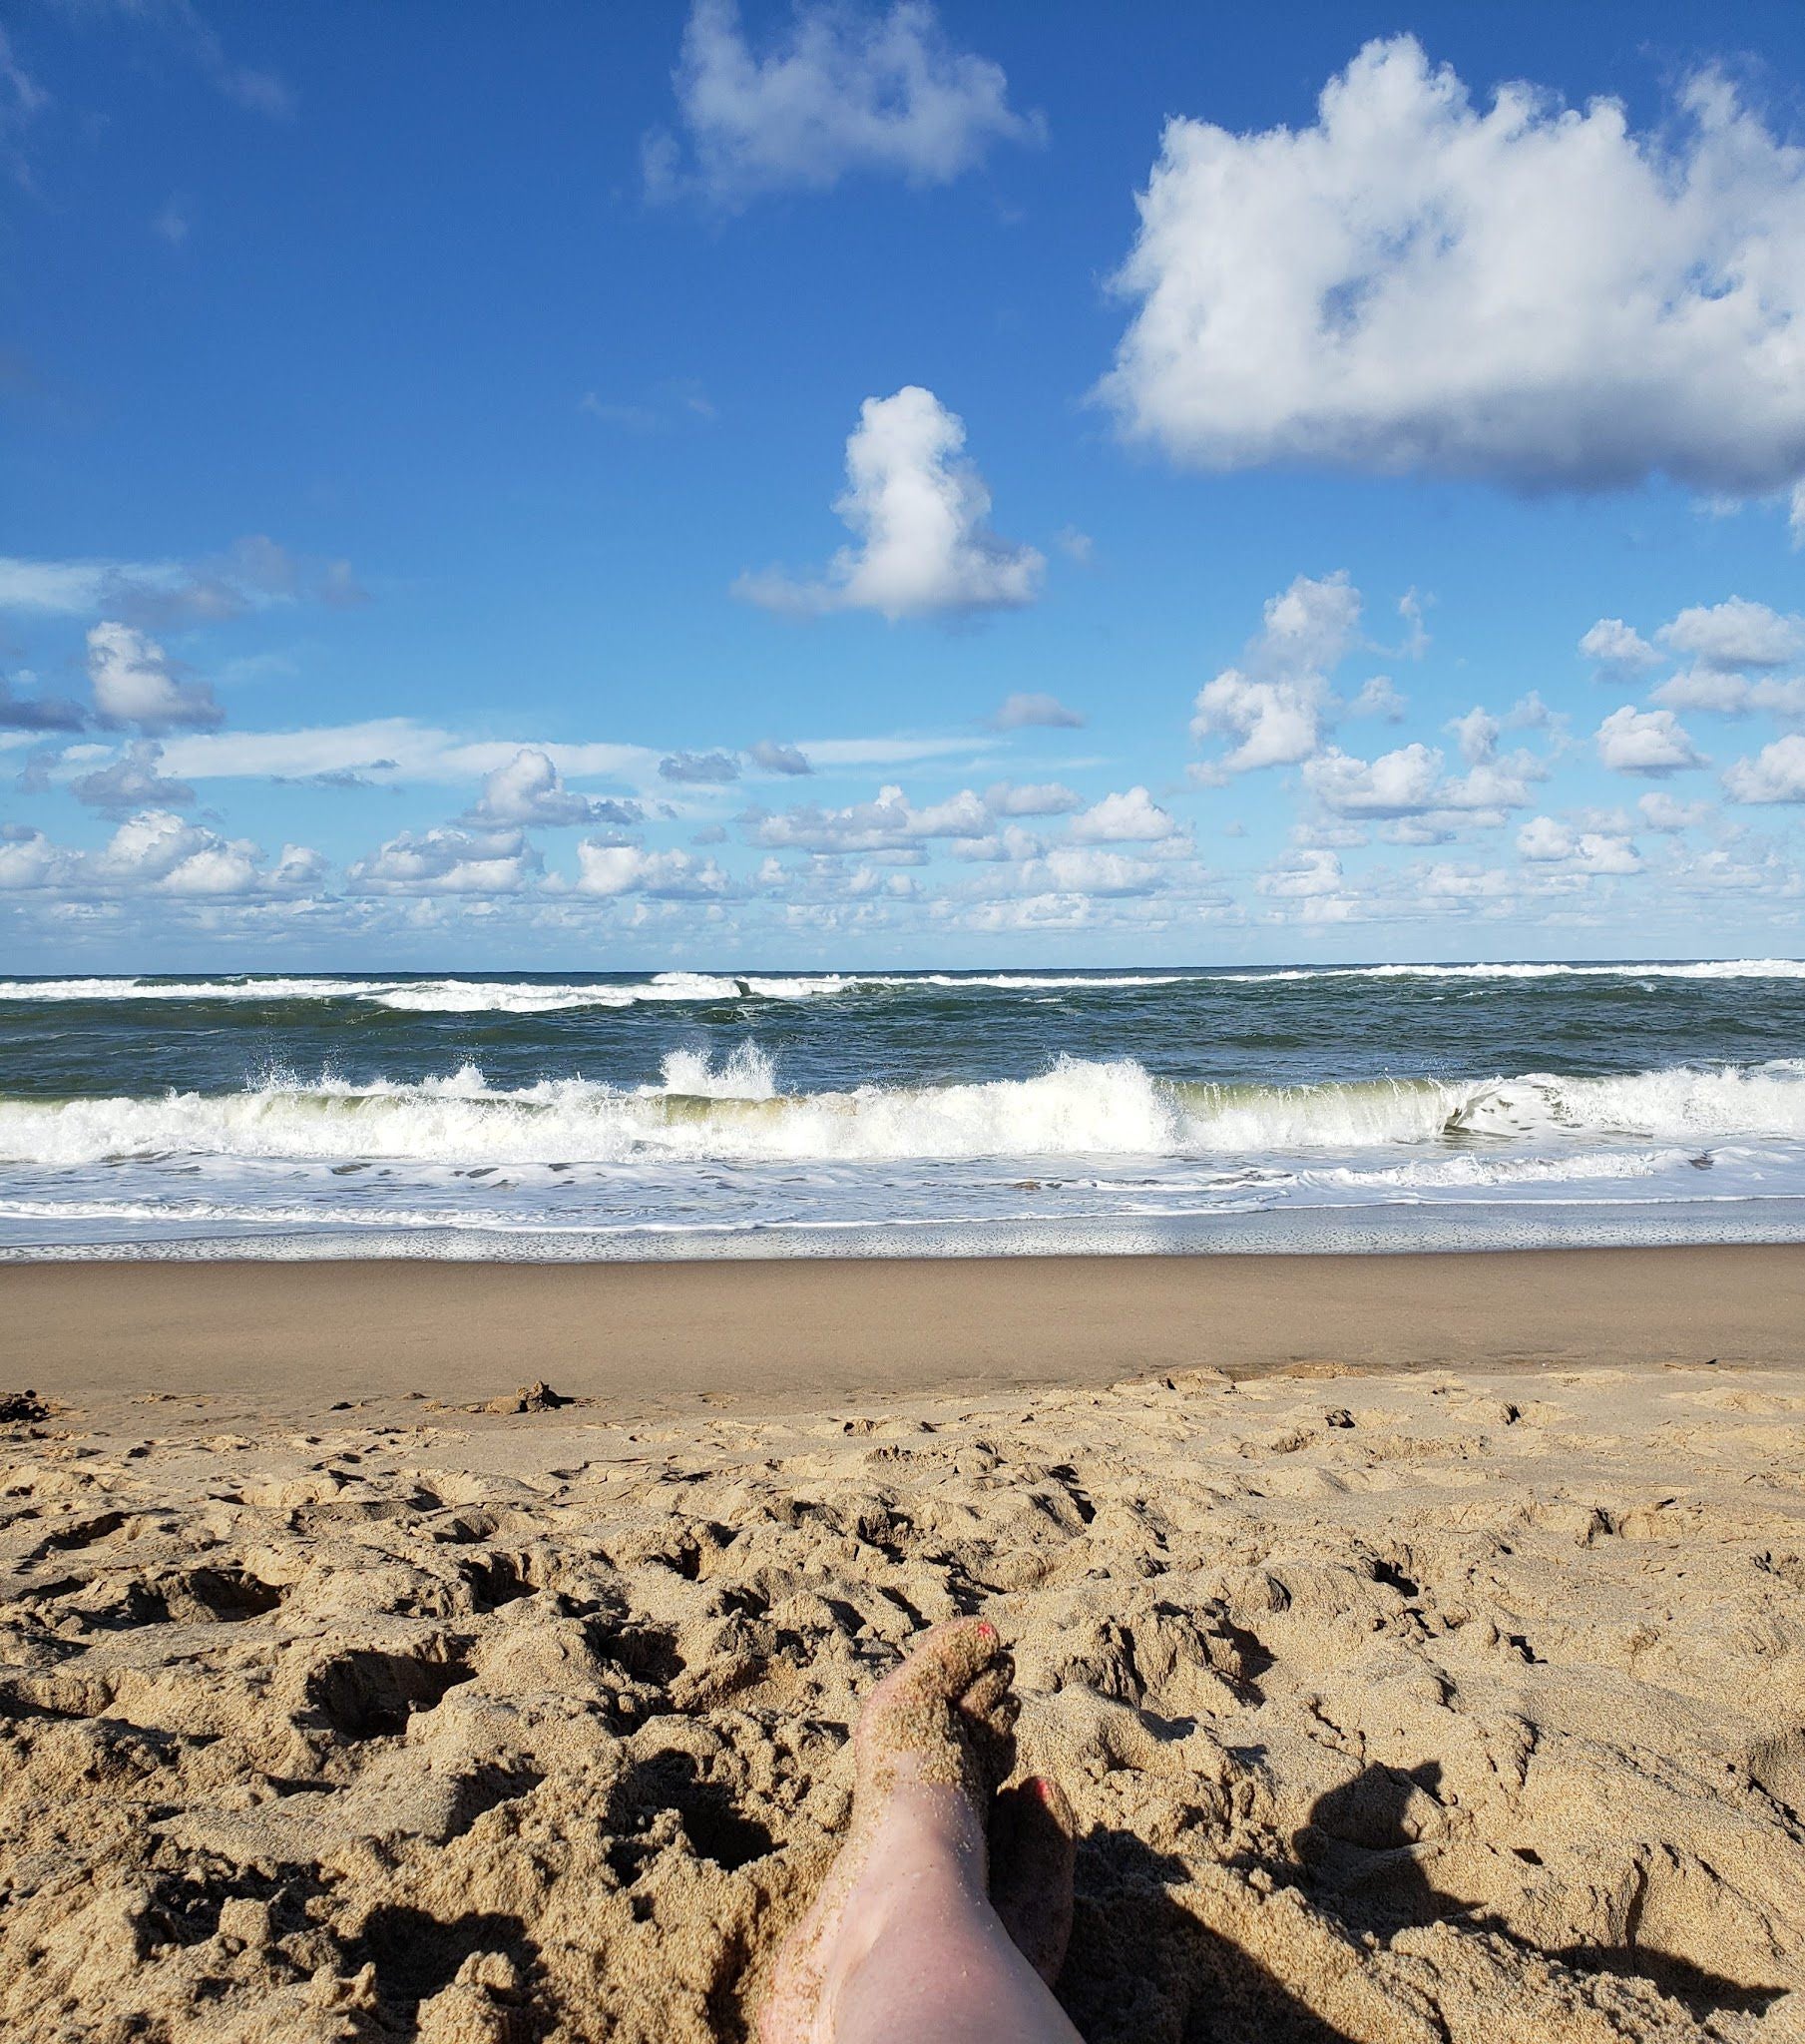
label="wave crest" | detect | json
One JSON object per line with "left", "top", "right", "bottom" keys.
{"left": 2, "top": 1057, "right": 1802, "bottom": 1169}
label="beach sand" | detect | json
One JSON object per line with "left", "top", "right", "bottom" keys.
{"left": 2, "top": 1247, "right": 1803, "bottom": 2041}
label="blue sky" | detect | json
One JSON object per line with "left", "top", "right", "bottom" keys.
{"left": 5, "top": 0, "right": 1805, "bottom": 970}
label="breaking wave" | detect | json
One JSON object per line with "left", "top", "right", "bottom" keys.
{"left": 3, "top": 1055, "right": 1803, "bottom": 1169}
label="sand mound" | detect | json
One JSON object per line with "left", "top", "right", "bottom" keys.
{"left": 2, "top": 1360, "right": 1802, "bottom": 2042}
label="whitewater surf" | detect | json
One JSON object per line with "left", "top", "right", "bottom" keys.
{"left": 2, "top": 962, "right": 1802, "bottom": 1256}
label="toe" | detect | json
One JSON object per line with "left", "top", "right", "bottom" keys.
{"left": 960, "top": 1654, "right": 1018, "bottom": 1729}
{"left": 990, "top": 1776, "right": 1078, "bottom": 1985}
{"left": 907, "top": 1617, "right": 1004, "bottom": 1697}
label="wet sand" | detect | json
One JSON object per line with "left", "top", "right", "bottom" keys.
{"left": 6, "top": 1242, "right": 1803, "bottom": 1421}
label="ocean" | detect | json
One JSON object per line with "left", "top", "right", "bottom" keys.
{"left": 1, "top": 961, "right": 1803, "bottom": 1260}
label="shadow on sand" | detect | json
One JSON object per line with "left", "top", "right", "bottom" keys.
{"left": 1061, "top": 1756, "right": 1786, "bottom": 2040}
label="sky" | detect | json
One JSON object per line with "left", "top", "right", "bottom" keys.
{"left": 4, "top": 0, "right": 1805, "bottom": 972}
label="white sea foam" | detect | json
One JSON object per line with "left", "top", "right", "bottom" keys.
{"left": 0, "top": 960, "right": 1800, "bottom": 1005}
{"left": 0, "top": 976, "right": 387, "bottom": 1002}
{"left": 3, "top": 1057, "right": 1803, "bottom": 1170}
{"left": 1236, "top": 959, "right": 1805, "bottom": 983}
{"left": 0, "top": 972, "right": 861, "bottom": 1010}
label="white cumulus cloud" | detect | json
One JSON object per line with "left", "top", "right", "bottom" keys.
{"left": 1305, "top": 742, "right": 1539, "bottom": 818}
{"left": 1579, "top": 619, "right": 1661, "bottom": 676}
{"left": 1102, "top": 37, "right": 1805, "bottom": 502}
{"left": 1722, "top": 733, "right": 1805, "bottom": 803}
{"left": 0, "top": 809, "right": 324, "bottom": 899}
{"left": 1067, "top": 785, "right": 1177, "bottom": 842}
{"left": 741, "top": 781, "right": 989, "bottom": 851}
{"left": 983, "top": 780, "right": 1081, "bottom": 817}
{"left": 1516, "top": 816, "right": 1642, "bottom": 873}
{"left": 735, "top": 387, "right": 1043, "bottom": 621}
{"left": 348, "top": 824, "right": 539, "bottom": 896}
{"left": 1657, "top": 597, "right": 1805, "bottom": 671}
{"left": 572, "top": 843, "right": 732, "bottom": 898}
{"left": 646, "top": 0, "right": 1041, "bottom": 208}
{"left": 1594, "top": 707, "right": 1708, "bottom": 776}
{"left": 1190, "top": 572, "right": 1363, "bottom": 776}
{"left": 472, "top": 747, "right": 643, "bottom": 827}
{"left": 87, "top": 622, "right": 223, "bottom": 732}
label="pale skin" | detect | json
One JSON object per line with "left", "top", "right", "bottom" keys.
{"left": 759, "top": 1618, "right": 1084, "bottom": 2044}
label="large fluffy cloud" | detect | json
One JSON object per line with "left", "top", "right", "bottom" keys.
{"left": 1102, "top": 38, "right": 1805, "bottom": 499}
{"left": 735, "top": 387, "right": 1043, "bottom": 621}
{"left": 645, "top": 0, "right": 1041, "bottom": 208}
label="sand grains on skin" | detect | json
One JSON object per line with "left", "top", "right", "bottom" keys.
{"left": 0, "top": 1360, "right": 1801, "bottom": 2041}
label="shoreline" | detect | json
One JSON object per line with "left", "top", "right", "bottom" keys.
{"left": 8, "top": 1240, "right": 1802, "bottom": 1421}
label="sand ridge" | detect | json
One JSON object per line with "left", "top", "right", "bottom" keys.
{"left": 1, "top": 1358, "right": 1802, "bottom": 2042}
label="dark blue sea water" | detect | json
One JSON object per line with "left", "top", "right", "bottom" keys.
{"left": 1, "top": 962, "right": 1802, "bottom": 1258}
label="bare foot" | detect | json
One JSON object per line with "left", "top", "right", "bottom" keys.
{"left": 759, "top": 1618, "right": 1080, "bottom": 2044}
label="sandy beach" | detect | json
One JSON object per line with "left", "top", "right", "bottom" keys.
{"left": 0, "top": 1245, "right": 1801, "bottom": 2040}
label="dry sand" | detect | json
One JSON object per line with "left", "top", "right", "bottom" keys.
{"left": 1, "top": 1249, "right": 1803, "bottom": 2041}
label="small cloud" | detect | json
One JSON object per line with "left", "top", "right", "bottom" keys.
{"left": 1068, "top": 785, "right": 1177, "bottom": 843}
{"left": 735, "top": 386, "right": 1042, "bottom": 622}
{"left": 983, "top": 779, "right": 1081, "bottom": 817}
{"left": 1579, "top": 618, "right": 1662, "bottom": 676}
{"left": 579, "top": 393, "right": 660, "bottom": 432}
{"left": 573, "top": 842, "right": 731, "bottom": 899}
{"left": 987, "top": 691, "right": 1083, "bottom": 731}
{"left": 1658, "top": 596, "right": 1804, "bottom": 672}
{"left": 1723, "top": 733, "right": 1805, "bottom": 804}
{"left": 1056, "top": 526, "right": 1094, "bottom": 564}
{"left": 472, "top": 746, "right": 643, "bottom": 827}
{"left": 1351, "top": 676, "right": 1406, "bottom": 722}
{"left": 660, "top": 749, "right": 741, "bottom": 784}
{"left": 747, "top": 739, "right": 812, "bottom": 775}
{"left": 1593, "top": 706, "right": 1708, "bottom": 777}
{"left": 646, "top": 0, "right": 1043, "bottom": 211}
{"left": 71, "top": 740, "right": 196, "bottom": 815}
{"left": 153, "top": 199, "right": 191, "bottom": 246}
{"left": 87, "top": 622, "right": 222, "bottom": 733}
